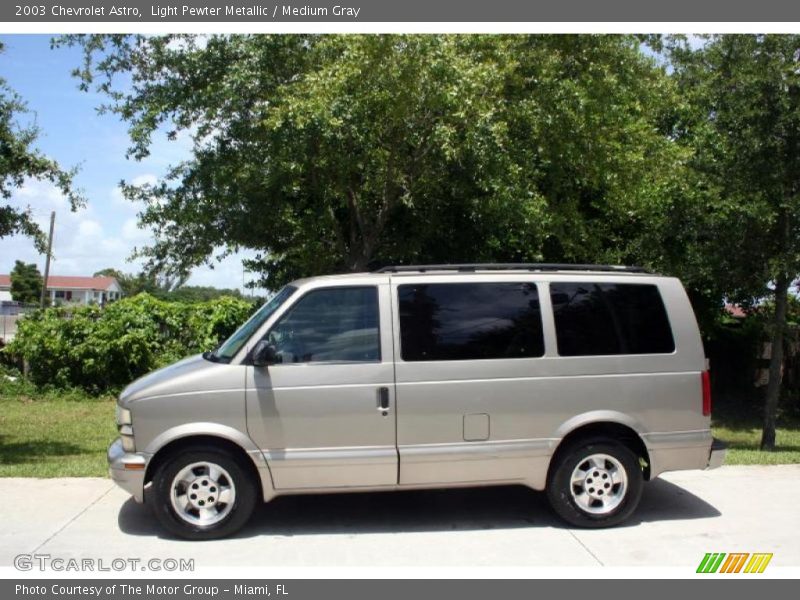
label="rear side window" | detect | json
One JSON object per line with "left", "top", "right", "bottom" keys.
{"left": 550, "top": 282, "right": 675, "bottom": 356}
{"left": 398, "top": 282, "right": 545, "bottom": 361}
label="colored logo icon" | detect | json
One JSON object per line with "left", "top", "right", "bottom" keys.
{"left": 697, "top": 553, "right": 773, "bottom": 573}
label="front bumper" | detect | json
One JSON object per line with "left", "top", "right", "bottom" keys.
{"left": 107, "top": 438, "right": 148, "bottom": 503}
{"left": 706, "top": 437, "right": 727, "bottom": 470}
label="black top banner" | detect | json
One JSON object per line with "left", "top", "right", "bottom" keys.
{"left": 2, "top": 0, "right": 800, "bottom": 22}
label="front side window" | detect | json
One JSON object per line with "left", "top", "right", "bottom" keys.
{"left": 265, "top": 286, "right": 380, "bottom": 364}
{"left": 398, "top": 282, "right": 545, "bottom": 361}
{"left": 211, "top": 285, "right": 297, "bottom": 362}
{"left": 550, "top": 282, "right": 675, "bottom": 356}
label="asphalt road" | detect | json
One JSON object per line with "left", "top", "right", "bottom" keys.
{"left": 1, "top": 465, "right": 797, "bottom": 569}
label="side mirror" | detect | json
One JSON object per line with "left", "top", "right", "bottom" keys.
{"left": 251, "top": 340, "right": 278, "bottom": 367}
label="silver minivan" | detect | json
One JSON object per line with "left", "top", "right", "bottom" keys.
{"left": 108, "top": 264, "right": 725, "bottom": 539}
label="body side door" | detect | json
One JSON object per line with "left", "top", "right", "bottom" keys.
{"left": 245, "top": 278, "right": 398, "bottom": 490}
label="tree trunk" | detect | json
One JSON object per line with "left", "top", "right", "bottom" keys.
{"left": 348, "top": 253, "right": 371, "bottom": 272}
{"left": 760, "top": 273, "right": 790, "bottom": 451}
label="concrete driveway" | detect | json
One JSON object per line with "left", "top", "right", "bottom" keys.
{"left": 0, "top": 465, "right": 797, "bottom": 568}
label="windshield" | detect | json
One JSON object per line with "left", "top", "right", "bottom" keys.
{"left": 209, "top": 285, "right": 297, "bottom": 363}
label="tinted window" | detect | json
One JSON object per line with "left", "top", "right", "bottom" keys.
{"left": 266, "top": 287, "right": 380, "bottom": 363}
{"left": 550, "top": 283, "right": 675, "bottom": 356}
{"left": 213, "top": 285, "right": 297, "bottom": 362}
{"left": 399, "top": 283, "right": 545, "bottom": 361}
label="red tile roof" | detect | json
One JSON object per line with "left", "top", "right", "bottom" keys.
{"left": 0, "top": 275, "right": 119, "bottom": 290}
{"left": 724, "top": 303, "right": 747, "bottom": 318}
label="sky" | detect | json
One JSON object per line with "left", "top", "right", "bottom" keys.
{"left": 0, "top": 34, "right": 262, "bottom": 293}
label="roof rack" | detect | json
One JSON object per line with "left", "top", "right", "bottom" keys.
{"left": 375, "top": 263, "right": 650, "bottom": 274}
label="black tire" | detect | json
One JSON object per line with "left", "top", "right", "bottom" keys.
{"left": 546, "top": 438, "right": 643, "bottom": 528}
{"left": 150, "top": 447, "right": 258, "bottom": 540}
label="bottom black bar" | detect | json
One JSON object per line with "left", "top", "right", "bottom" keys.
{"left": 1, "top": 579, "right": 789, "bottom": 600}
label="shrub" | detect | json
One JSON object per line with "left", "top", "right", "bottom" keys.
{"left": 3, "top": 294, "right": 255, "bottom": 394}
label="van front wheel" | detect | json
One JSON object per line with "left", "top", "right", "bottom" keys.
{"left": 546, "top": 439, "right": 643, "bottom": 528}
{"left": 151, "top": 448, "right": 257, "bottom": 540}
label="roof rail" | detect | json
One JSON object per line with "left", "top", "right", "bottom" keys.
{"left": 374, "top": 263, "right": 650, "bottom": 274}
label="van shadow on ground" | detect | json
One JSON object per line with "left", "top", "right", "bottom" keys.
{"left": 117, "top": 478, "right": 720, "bottom": 540}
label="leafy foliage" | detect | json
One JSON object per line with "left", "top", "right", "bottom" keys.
{"left": 667, "top": 35, "right": 800, "bottom": 303}
{"left": 9, "top": 260, "right": 42, "bottom": 304}
{"left": 166, "top": 286, "right": 244, "bottom": 302}
{"left": 93, "top": 267, "right": 191, "bottom": 298}
{"left": 4, "top": 294, "right": 255, "bottom": 393}
{"left": 61, "top": 34, "right": 686, "bottom": 290}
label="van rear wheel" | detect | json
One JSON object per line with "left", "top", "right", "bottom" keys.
{"left": 151, "top": 447, "right": 257, "bottom": 540}
{"left": 546, "top": 439, "right": 643, "bottom": 528}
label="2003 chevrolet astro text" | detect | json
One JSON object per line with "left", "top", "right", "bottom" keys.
{"left": 15, "top": 5, "right": 140, "bottom": 16}
{"left": 108, "top": 264, "right": 726, "bottom": 539}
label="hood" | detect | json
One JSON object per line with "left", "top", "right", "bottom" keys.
{"left": 118, "top": 353, "right": 224, "bottom": 406}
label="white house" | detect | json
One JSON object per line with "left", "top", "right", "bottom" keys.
{"left": 0, "top": 274, "right": 123, "bottom": 306}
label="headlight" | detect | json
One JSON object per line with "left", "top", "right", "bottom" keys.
{"left": 116, "top": 403, "right": 135, "bottom": 452}
{"left": 115, "top": 404, "right": 132, "bottom": 426}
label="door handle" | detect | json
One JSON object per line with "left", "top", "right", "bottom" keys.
{"left": 377, "top": 387, "right": 390, "bottom": 413}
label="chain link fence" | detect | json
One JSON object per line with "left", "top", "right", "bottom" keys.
{"left": 0, "top": 302, "right": 38, "bottom": 345}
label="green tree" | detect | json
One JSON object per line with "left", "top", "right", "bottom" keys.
{"left": 167, "top": 286, "right": 243, "bottom": 303}
{"left": 62, "top": 34, "right": 683, "bottom": 289}
{"left": 94, "top": 267, "right": 242, "bottom": 302}
{"left": 9, "top": 260, "right": 42, "bottom": 303}
{"left": 668, "top": 35, "right": 800, "bottom": 450}
{"left": 93, "top": 267, "right": 187, "bottom": 298}
{"left": 0, "top": 42, "right": 83, "bottom": 248}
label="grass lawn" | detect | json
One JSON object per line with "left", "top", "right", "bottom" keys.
{"left": 0, "top": 382, "right": 117, "bottom": 477}
{"left": 712, "top": 424, "right": 800, "bottom": 465}
{"left": 711, "top": 395, "right": 800, "bottom": 465}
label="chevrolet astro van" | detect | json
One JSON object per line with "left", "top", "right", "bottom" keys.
{"left": 108, "top": 263, "right": 726, "bottom": 539}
